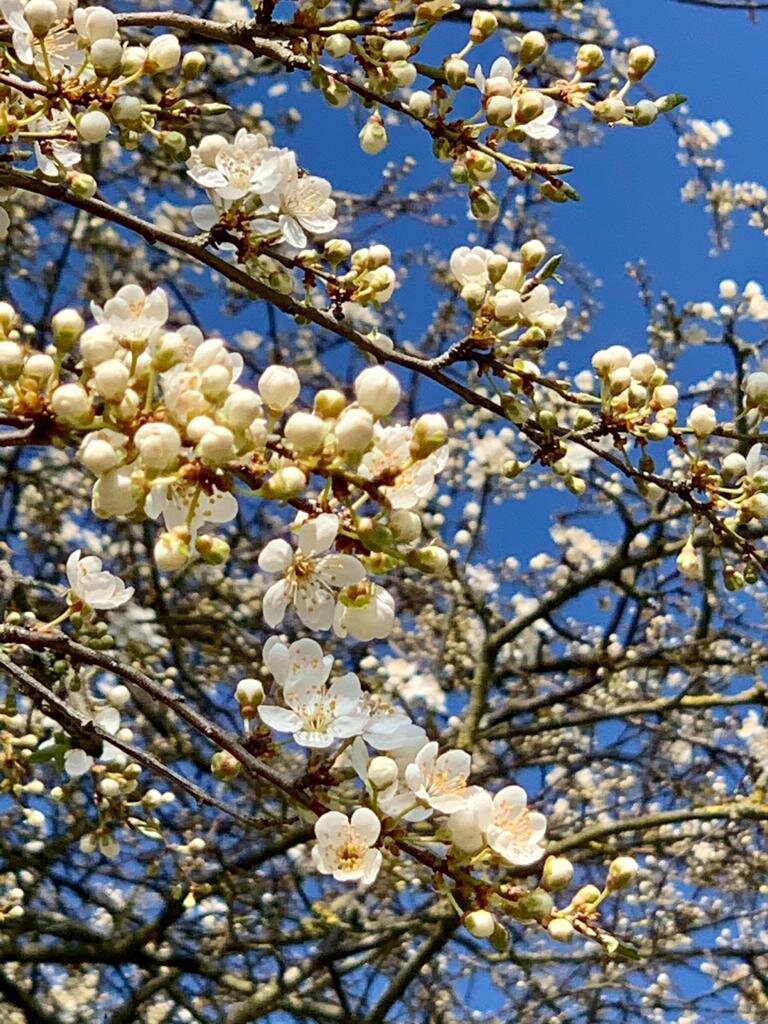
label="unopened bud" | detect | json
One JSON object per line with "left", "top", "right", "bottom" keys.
{"left": 408, "top": 545, "right": 449, "bottom": 574}
{"left": 628, "top": 45, "right": 656, "bottom": 82}
{"left": 470, "top": 9, "right": 497, "bottom": 42}
{"left": 541, "top": 855, "right": 574, "bottom": 892}
{"left": 359, "top": 115, "right": 387, "bottom": 155}
{"left": 576, "top": 43, "right": 604, "bottom": 73}
{"left": 235, "top": 678, "right": 264, "bottom": 714}
{"left": 444, "top": 55, "right": 469, "bottom": 89}
{"left": 593, "top": 97, "right": 626, "bottom": 124}
{"left": 464, "top": 909, "right": 495, "bottom": 937}
{"left": 606, "top": 856, "right": 639, "bottom": 891}
{"left": 195, "top": 534, "right": 231, "bottom": 565}
{"left": 573, "top": 884, "right": 602, "bottom": 909}
{"left": 367, "top": 755, "right": 398, "bottom": 789}
{"left": 181, "top": 50, "right": 206, "bottom": 79}
{"left": 211, "top": 751, "right": 241, "bottom": 780}
{"left": 548, "top": 918, "right": 575, "bottom": 942}
{"left": 519, "top": 30, "right": 547, "bottom": 64}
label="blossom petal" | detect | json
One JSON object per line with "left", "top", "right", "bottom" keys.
{"left": 258, "top": 539, "right": 294, "bottom": 573}
{"left": 257, "top": 705, "right": 302, "bottom": 734}
{"left": 350, "top": 807, "right": 381, "bottom": 845}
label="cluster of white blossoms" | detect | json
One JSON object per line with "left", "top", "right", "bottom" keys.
{"left": 589, "top": 345, "right": 683, "bottom": 441}
{"left": 187, "top": 130, "right": 337, "bottom": 252}
{"left": 241, "top": 636, "right": 548, "bottom": 891}
{"left": 0, "top": 1, "right": 213, "bottom": 232}
{"left": 449, "top": 238, "right": 567, "bottom": 346}
{"left": 0, "top": 290, "right": 450, "bottom": 576}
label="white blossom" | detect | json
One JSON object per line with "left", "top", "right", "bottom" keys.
{"left": 312, "top": 808, "right": 382, "bottom": 885}
{"left": 258, "top": 514, "right": 366, "bottom": 630}
{"left": 403, "top": 741, "right": 473, "bottom": 813}
{"left": 66, "top": 550, "right": 133, "bottom": 609}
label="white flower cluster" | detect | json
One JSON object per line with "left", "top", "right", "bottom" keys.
{"left": 0, "top": 0, "right": 199, "bottom": 225}
{"left": 449, "top": 240, "right": 567, "bottom": 342}
{"left": 589, "top": 346, "right": 681, "bottom": 440}
{"left": 0, "top": 292, "right": 449, "bottom": 579}
{"left": 247, "top": 637, "right": 547, "bottom": 887}
{"left": 188, "top": 129, "right": 337, "bottom": 251}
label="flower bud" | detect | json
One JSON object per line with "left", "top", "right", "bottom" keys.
{"left": 576, "top": 43, "right": 604, "bottom": 73}
{"left": 154, "top": 530, "right": 190, "bottom": 571}
{"left": 354, "top": 365, "right": 401, "bottom": 417}
{"left": 627, "top": 353, "right": 655, "bottom": 383}
{"left": 628, "top": 45, "right": 656, "bottom": 81}
{"left": 121, "top": 45, "right": 146, "bottom": 75}
{"left": 408, "top": 90, "right": 432, "bottom": 118}
{"left": 464, "top": 910, "right": 495, "bottom": 938}
{"left": 90, "top": 37, "right": 123, "bottom": 74}
{"left": 79, "top": 436, "right": 122, "bottom": 475}
{"left": 258, "top": 365, "right": 300, "bottom": 411}
{"left": 325, "top": 33, "right": 351, "bottom": 57}
{"left": 69, "top": 172, "right": 98, "bottom": 199}
{"left": 391, "top": 57, "right": 415, "bottom": 87}
{"left": 146, "top": 34, "right": 181, "bottom": 73}
{"left": 493, "top": 288, "right": 523, "bottom": 322}
{"left": 572, "top": 884, "right": 601, "bottom": 909}
{"left": 593, "top": 97, "right": 626, "bottom": 124}
{"left": 486, "top": 95, "right": 513, "bottom": 126}
{"left": 324, "top": 238, "right": 352, "bottom": 267}
{"left": 235, "top": 678, "right": 264, "bottom": 712}
{"left": 389, "top": 508, "right": 422, "bottom": 543}
{"left": 263, "top": 465, "right": 307, "bottom": 498}
{"left": 408, "top": 545, "right": 449, "bottom": 574}
{"left": 335, "top": 408, "right": 374, "bottom": 452}
{"left": 606, "top": 856, "right": 639, "bottom": 891}
{"left": 469, "top": 187, "right": 499, "bottom": 222}
{"left": 92, "top": 463, "right": 141, "bottom": 517}
{"left": 23, "top": 0, "right": 58, "bottom": 37}
{"left": 520, "top": 239, "right": 546, "bottom": 270}
{"left": 0, "top": 302, "right": 16, "bottom": 335}
{"left": 721, "top": 452, "right": 746, "bottom": 480}
{"left": 181, "top": 50, "right": 206, "bottom": 79}
{"left": 653, "top": 384, "right": 678, "bottom": 409}
{"left": 687, "top": 404, "right": 717, "bottom": 438}
{"left": 359, "top": 115, "right": 387, "bottom": 155}
{"left": 547, "top": 918, "right": 575, "bottom": 942}
{"left": 541, "top": 855, "right": 574, "bottom": 892}
{"left": 515, "top": 91, "right": 545, "bottom": 125}
{"left": 211, "top": 751, "right": 241, "bottom": 780}
{"left": 78, "top": 110, "right": 111, "bottom": 143}
{"left": 511, "top": 888, "right": 553, "bottom": 920}
{"left": 134, "top": 422, "right": 181, "bottom": 470}
{"left": 50, "top": 383, "right": 92, "bottom": 423}
{"left": 470, "top": 9, "right": 497, "bottom": 42}
{"left": 519, "top": 30, "right": 547, "bottom": 64}
{"left": 23, "top": 352, "right": 55, "bottom": 381}
{"left": 195, "top": 534, "right": 231, "bottom": 565}
{"left": 220, "top": 389, "right": 261, "bottom": 431}
{"left": 197, "top": 425, "right": 236, "bottom": 464}
{"left": 284, "top": 411, "right": 326, "bottom": 453}
{"left": 444, "top": 56, "right": 468, "bottom": 89}
{"left": 76, "top": 6, "right": 117, "bottom": 41}
{"left": 367, "top": 243, "right": 391, "bottom": 269}
{"left": 111, "top": 95, "right": 142, "bottom": 126}
{"left": 633, "top": 100, "right": 658, "bottom": 127}
{"left": 367, "top": 755, "right": 398, "bottom": 789}
{"left": 0, "top": 340, "right": 24, "bottom": 380}
{"left": 412, "top": 412, "right": 448, "bottom": 455}
{"left": 745, "top": 371, "right": 768, "bottom": 406}
{"left": 314, "top": 388, "right": 347, "bottom": 418}
{"left": 92, "top": 358, "right": 129, "bottom": 401}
